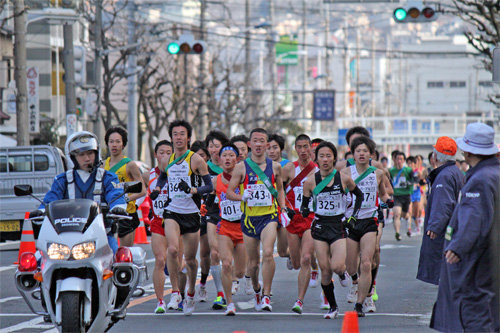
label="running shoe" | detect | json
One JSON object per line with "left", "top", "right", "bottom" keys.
{"left": 355, "top": 302, "right": 365, "bottom": 317}
{"left": 372, "top": 286, "right": 378, "bottom": 302}
{"left": 167, "top": 293, "right": 182, "bottom": 310}
{"left": 254, "top": 291, "right": 262, "bottom": 311}
{"left": 198, "top": 284, "right": 207, "bottom": 302}
{"left": 292, "top": 299, "right": 303, "bottom": 314}
{"left": 347, "top": 284, "right": 358, "bottom": 303}
{"left": 309, "top": 270, "right": 319, "bottom": 288}
{"left": 261, "top": 296, "right": 272, "bottom": 312}
{"left": 324, "top": 307, "right": 339, "bottom": 319}
{"left": 177, "top": 300, "right": 184, "bottom": 311}
{"left": 245, "top": 276, "right": 253, "bottom": 295}
{"left": 154, "top": 300, "right": 166, "bottom": 314}
{"left": 320, "top": 291, "right": 329, "bottom": 310}
{"left": 286, "top": 258, "right": 293, "bottom": 270}
{"left": 225, "top": 303, "right": 236, "bottom": 316}
{"left": 395, "top": 232, "right": 401, "bottom": 241}
{"left": 183, "top": 295, "right": 195, "bottom": 316}
{"left": 416, "top": 226, "right": 421, "bottom": 235}
{"left": 339, "top": 271, "right": 351, "bottom": 288}
{"left": 212, "top": 296, "right": 227, "bottom": 310}
{"left": 232, "top": 280, "right": 240, "bottom": 295}
{"left": 363, "top": 295, "right": 376, "bottom": 313}
{"left": 407, "top": 229, "right": 412, "bottom": 237}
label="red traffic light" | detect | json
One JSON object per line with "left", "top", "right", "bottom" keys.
{"left": 192, "top": 43, "right": 204, "bottom": 54}
{"left": 422, "top": 7, "right": 435, "bottom": 19}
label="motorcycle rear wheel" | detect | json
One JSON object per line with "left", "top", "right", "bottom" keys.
{"left": 61, "top": 291, "right": 85, "bottom": 333}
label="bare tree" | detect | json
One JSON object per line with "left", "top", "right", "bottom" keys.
{"left": 451, "top": 0, "right": 500, "bottom": 106}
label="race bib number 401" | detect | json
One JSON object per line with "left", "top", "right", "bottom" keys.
{"left": 220, "top": 200, "right": 242, "bottom": 221}
{"left": 247, "top": 184, "right": 273, "bottom": 207}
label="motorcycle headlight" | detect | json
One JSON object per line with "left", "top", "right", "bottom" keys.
{"left": 71, "top": 242, "right": 96, "bottom": 260}
{"left": 47, "top": 243, "right": 71, "bottom": 260}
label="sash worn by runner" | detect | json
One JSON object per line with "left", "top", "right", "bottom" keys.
{"left": 108, "top": 157, "right": 131, "bottom": 174}
{"left": 245, "top": 158, "right": 278, "bottom": 200}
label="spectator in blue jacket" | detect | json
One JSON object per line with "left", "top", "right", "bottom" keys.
{"left": 417, "top": 137, "right": 464, "bottom": 286}
{"left": 431, "top": 123, "right": 500, "bottom": 332}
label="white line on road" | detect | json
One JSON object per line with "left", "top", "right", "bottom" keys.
{"left": 0, "top": 314, "right": 37, "bottom": 317}
{"left": 0, "top": 297, "right": 22, "bottom": 304}
{"left": 42, "top": 328, "right": 58, "bottom": 333}
{"left": 0, "top": 266, "right": 16, "bottom": 272}
{"left": 125, "top": 312, "right": 426, "bottom": 317}
{"left": 0, "top": 317, "right": 44, "bottom": 333}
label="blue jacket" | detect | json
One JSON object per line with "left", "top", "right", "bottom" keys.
{"left": 431, "top": 157, "right": 499, "bottom": 332}
{"left": 417, "top": 161, "right": 463, "bottom": 285}
{"left": 40, "top": 169, "right": 126, "bottom": 209}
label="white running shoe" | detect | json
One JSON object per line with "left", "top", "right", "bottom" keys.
{"left": 154, "top": 300, "right": 167, "bottom": 314}
{"left": 261, "top": 295, "right": 272, "bottom": 312}
{"left": 232, "top": 280, "right": 240, "bottom": 295}
{"left": 292, "top": 299, "right": 303, "bottom": 314}
{"left": 254, "top": 291, "right": 262, "bottom": 311}
{"left": 286, "top": 258, "right": 293, "bottom": 270}
{"left": 309, "top": 270, "right": 319, "bottom": 288}
{"left": 339, "top": 271, "right": 351, "bottom": 288}
{"left": 347, "top": 284, "right": 358, "bottom": 303}
{"left": 167, "top": 293, "right": 182, "bottom": 310}
{"left": 225, "top": 303, "right": 236, "bottom": 316}
{"left": 324, "top": 307, "right": 339, "bottom": 319}
{"left": 363, "top": 295, "right": 376, "bottom": 313}
{"left": 320, "top": 291, "right": 329, "bottom": 310}
{"left": 198, "top": 284, "right": 207, "bottom": 302}
{"left": 183, "top": 295, "right": 195, "bottom": 316}
{"left": 244, "top": 277, "right": 253, "bottom": 295}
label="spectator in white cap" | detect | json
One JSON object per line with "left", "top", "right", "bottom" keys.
{"left": 431, "top": 122, "right": 499, "bottom": 332}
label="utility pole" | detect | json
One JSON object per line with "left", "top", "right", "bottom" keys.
{"left": 371, "top": 37, "right": 376, "bottom": 117}
{"left": 184, "top": 53, "right": 188, "bottom": 121}
{"left": 63, "top": 0, "right": 77, "bottom": 137}
{"left": 324, "top": 2, "right": 331, "bottom": 88}
{"left": 93, "top": 0, "right": 103, "bottom": 138}
{"left": 355, "top": 28, "right": 360, "bottom": 118}
{"left": 127, "top": 0, "right": 137, "bottom": 160}
{"left": 14, "top": 0, "right": 29, "bottom": 146}
{"left": 302, "top": 0, "right": 307, "bottom": 119}
{"left": 198, "top": 0, "right": 207, "bottom": 138}
{"left": 343, "top": 18, "right": 350, "bottom": 118}
{"left": 244, "top": 0, "right": 253, "bottom": 130}
{"left": 269, "top": 0, "right": 276, "bottom": 119}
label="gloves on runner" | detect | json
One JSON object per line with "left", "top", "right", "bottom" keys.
{"left": 385, "top": 198, "right": 394, "bottom": 209}
{"left": 110, "top": 206, "right": 128, "bottom": 216}
{"left": 178, "top": 179, "right": 191, "bottom": 194}
{"left": 150, "top": 189, "right": 160, "bottom": 201}
{"left": 280, "top": 211, "right": 291, "bottom": 228}
{"left": 242, "top": 189, "right": 253, "bottom": 202}
{"left": 200, "top": 204, "right": 207, "bottom": 217}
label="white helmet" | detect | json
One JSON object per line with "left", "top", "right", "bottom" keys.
{"left": 65, "top": 131, "right": 102, "bottom": 170}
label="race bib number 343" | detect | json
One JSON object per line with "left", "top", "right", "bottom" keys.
{"left": 247, "top": 184, "right": 273, "bottom": 207}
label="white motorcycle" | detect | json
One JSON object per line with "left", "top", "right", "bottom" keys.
{"left": 14, "top": 182, "right": 147, "bottom": 333}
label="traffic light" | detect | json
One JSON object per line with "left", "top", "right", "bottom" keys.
{"left": 393, "top": 5, "right": 438, "bottom": 23}
{"left": 74, "top": 45, "right": 86, "bottom": 86}
{"left": 75, "top": 96, "right": 83, "bottom": 117}
{"left": 167, "top": 34, "right": 206, "bottom": 55}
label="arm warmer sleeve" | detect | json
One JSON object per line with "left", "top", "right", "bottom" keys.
{"left": 156, "top": 171, "right": 168, "bottom": 190}
{"left": 205, "top": 193, "right": 216, "bottom": 209}
{"left": 301, "top": 195, "right": 311, "bottom": 212}
{"left": 351, "top": 186, "right": 364, "bottom": 217}
{"left": 195, "top": 174, "right": 214, "bottom": 196}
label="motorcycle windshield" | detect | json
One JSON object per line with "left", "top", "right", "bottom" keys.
{"left": 47, "top": 199, "right": 99, "bottom": 234}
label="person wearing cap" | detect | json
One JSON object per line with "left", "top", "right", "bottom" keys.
{"left": 431, "top": 123, "right": 500, "bottom": 332}
{"left": 416, "top": 136, "right": 464, "bottom": 286}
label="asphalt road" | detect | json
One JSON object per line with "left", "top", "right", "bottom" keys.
{"left": 0, "top": 222, "right": 437, "bottom": 333}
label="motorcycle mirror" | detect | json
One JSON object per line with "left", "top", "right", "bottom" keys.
{"left": 14, "top": 185, "right": 33, "bottom": 196}
{"left": 123, "top": 181, "right": 143, "bottom": 194}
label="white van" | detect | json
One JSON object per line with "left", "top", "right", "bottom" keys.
{"left": 0, "top": 145, "right": 66, "bottom": 241}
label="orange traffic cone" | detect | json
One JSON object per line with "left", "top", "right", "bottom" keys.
{"left": 133, "top": 209, "right": 149, "bottom": 244}
{"left": 14, "top": 212, "right": 37, "bottom": 265}
{"left": 341, "top": 311, "right": 360, "bottom": 333}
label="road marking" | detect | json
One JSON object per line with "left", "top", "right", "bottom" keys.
{"left": 0, "top": 314, "right": 37, "bottom": 317}
{"left": 0, "top": 297, "right": 22, "bottom": 303}
{"left": 124, "top": 312, "right": 426, "bottom": 317}
{"left": 0, "top": 317, "right": 44, "bottom": 333}
{"left": 42, "top": 328, "right": 58, "bottom": 333}
{"left": 380, "top": 244, "right": 415, "bottom": 249}
{"left": 0, "top": 266, "right": 16, "bottom": 272}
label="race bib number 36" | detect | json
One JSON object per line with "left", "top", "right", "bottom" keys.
{"left": 168, "top": 176, "right": 191, "bottom": 199}
{"left": 247, "top": 184, "right": 273, "bottom": 207}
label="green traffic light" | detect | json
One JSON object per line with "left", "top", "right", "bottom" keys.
{"left": 394, "top": 8, "right": 407, "bottom": 21}
{"left": 167, "top": 42, "right": 180, "bottom": 54}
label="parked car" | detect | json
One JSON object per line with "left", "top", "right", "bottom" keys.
{"left": 0, "top": 145, "right": 66, "bottom": 241}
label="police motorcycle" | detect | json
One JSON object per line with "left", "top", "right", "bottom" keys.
{"left": 13, "top": 132, "right": 147, "bottom": 333}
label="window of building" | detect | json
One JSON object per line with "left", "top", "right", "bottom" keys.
{"left": 427, "top": 81, "right": 444, "bottom": 88}
{"left": 479, "top": 81, "right": 493, "bottom": 88}
{"left": 450, "top": 81, "right": 466, "bottom": 88}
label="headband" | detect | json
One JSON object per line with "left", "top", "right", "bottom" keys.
{"left": 219, "top": 146, "right": 239, "bottom": 157}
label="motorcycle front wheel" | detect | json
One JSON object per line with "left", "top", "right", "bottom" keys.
{"left": 61, "top": 291, "right": 85, "bottom": 333}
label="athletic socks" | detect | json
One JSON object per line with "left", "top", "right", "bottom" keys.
{"left": 210, "top": 265, "right": 224, "bottom": 293}
{"left": 351, "top": 273, "right": 359, "bottom": 282}
{"left": 321, "top": 282, "right": 338, "bottom": 309}
{"left": 200, "top": 272, "right": 209, "bottom": 285}
{"left": 369, "top": 266, "right": 378, "bottom": 294}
